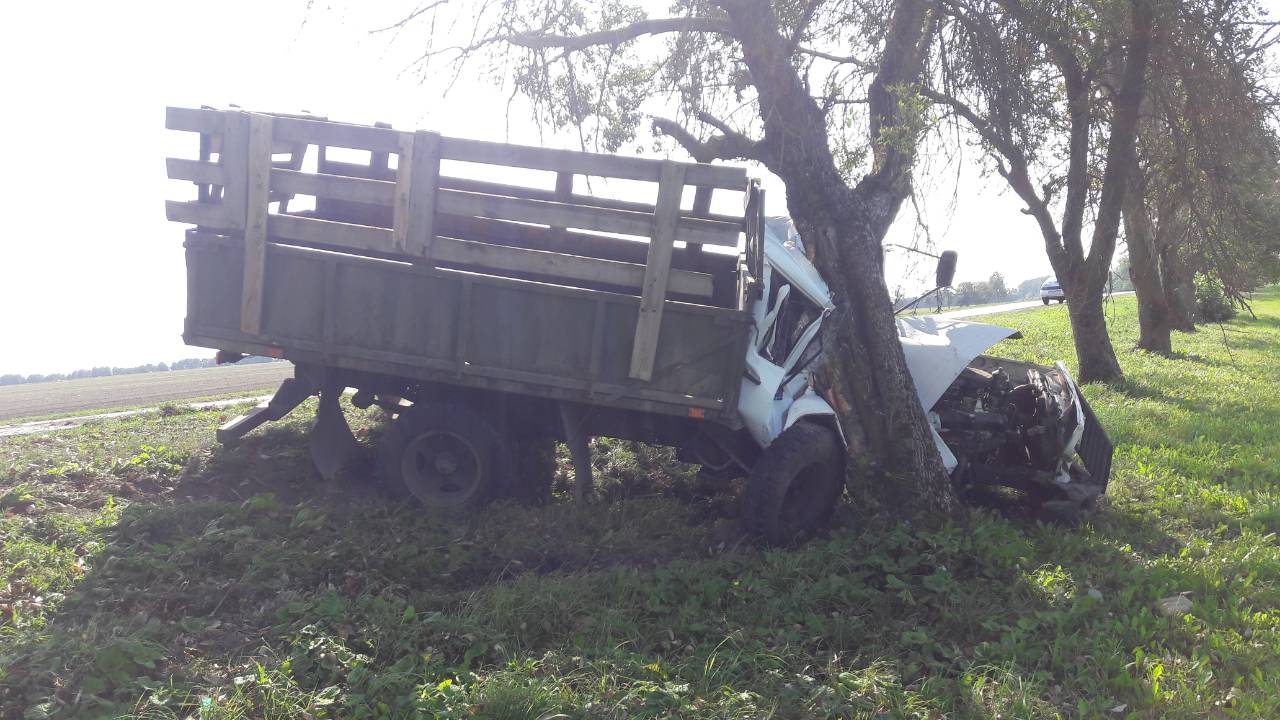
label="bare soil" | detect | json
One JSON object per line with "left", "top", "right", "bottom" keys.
{"left": 0, "top": 363, "right": 293, "bottom": 422}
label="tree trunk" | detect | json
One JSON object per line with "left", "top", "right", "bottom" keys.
{"left": 1160, "top": 243, "right": 1197, "bottom": 331}
{"left": 793, "top": 187, "right": 956, "bottom": 519}
{"left": 1065, "top": 280, "right": 1127, "bottom": 382}
{"left": 724, "top": 0, "right": 957, "bottom": 521}
{"left": 1123, "top": 170, "right": 1174, "bottom": 353}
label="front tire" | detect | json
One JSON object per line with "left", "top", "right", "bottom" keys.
{"left": 744, "top": 422, "right": 844, "bottom": 545}
{"left": 378, "top": 403, "right": 509, "bottom": 510}
{"left": 1042, "top": 298, "right": 1050, "bottom": 305}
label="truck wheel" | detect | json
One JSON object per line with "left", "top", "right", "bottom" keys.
{"left": 506, "top": 433, "right": 556, "bottom": 505}
{"left": 744, "top": 422, "right": 844, "bottom": 545}
{"left": 379, "top": 404, "right": 508, "bottom": 510}
{"left": 1042, "top": 298, "right": 1050, "bottom": 305}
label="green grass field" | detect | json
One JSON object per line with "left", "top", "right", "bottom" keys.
{"left": 2, "top": 292, "right": 1278, "bottom": 719}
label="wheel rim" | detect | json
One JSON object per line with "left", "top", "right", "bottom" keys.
{"left": 400, "top": 430, "right": 484, "bottom": 507}
{"left": 777, "top": 464, "right": 831, "bottom": 540}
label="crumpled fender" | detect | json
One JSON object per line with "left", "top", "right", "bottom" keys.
{"left": 783, "top": 388, "right": 960, "bottom": 471}
{"left": 896, "top": 316, "right": 1020, "bottom": 411}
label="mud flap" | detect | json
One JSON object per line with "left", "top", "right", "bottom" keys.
{"left": 310, "top": 382, "right": 357, "bottom": 480}
{"left": 217, "top": 376, "right": 313, "bottom": 446}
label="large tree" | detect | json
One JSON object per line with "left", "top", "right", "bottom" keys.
{"left": 386, "top": 0, "right": 958, "bottom": 517}
{"left": 923, "top": 0, "right": 1157, "bottom": 383}
{"left": 1125, "top": 0, "right": 1280, "bottom": 351}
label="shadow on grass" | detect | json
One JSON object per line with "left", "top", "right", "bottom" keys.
{"left": 1112, "top": 375, "right": 1204, "bottom": 414}
{"left": 0, "top": 424, "right": 1216, "bottom": 720}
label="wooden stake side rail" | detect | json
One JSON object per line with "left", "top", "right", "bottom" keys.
{"left": 165, "top": 106, "right": 751, "bottom": 382}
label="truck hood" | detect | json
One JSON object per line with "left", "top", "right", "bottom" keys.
{"left": 897, "top": 316, "right": 1019, "bottom": 410}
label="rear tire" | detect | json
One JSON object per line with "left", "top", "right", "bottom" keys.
{"left": 378, "top": 403, "right": 508, "bottom": 510}
{"left": 1042, "top": 298, "right": 1050, "bottom": 305}
{"left": 744, "top": 422, "right": 844, "bottom": 545}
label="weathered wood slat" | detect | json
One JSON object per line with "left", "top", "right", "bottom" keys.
{"left": 430, "top": 236, "right": 713, "bottom": 298}
{"left": 271, "top": 169, "right": 395, "bottom": 205}
{"left": 240, "top": 114, "right": 274, "bottom": 335}
{"left": 268, "top": 214, "right": 394, "bottom": 253}
{"left": 266, "top": 169, "right": 741, "bottom": 241}
{"left": 165, "top": 200, "right": 228, "bottom": 227}
{"left": 272, "top": 115, "right": 405, "bottom": 153}
{"left": 440, "top": 136, "right": 746, "bottom": 190}
{"left": 220, "top": 112, "right": 250, "bottom": 232}
{"left": 439, "top": 176, "right": 743, "bottom": 225}
{"left": 407, "top": 130, "right": 442, "bottom": 259}
{"left": 436, "top": 188, "right": 738, "bottom": 247}
{"left": 391, "top": 134, "right": 414, "bottom": 253}
{"left": 166, "top": 106, "right": 222, "bottom": 134}
{"left": 550, "top": 171, "right": 573, "bottom": 246}
{"left": 629, "top": 161, "right": 688, "bottom": 381}
{"left": 167, "top": 158, "right": 227, "bottom": 185}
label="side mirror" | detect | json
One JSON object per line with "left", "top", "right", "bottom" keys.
{"left": 936, "top": 250, "right": 958, "bottom": 288}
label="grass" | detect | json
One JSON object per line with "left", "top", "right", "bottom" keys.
{"left": 2, "top": 290, "right": 1279, "bottom": 719}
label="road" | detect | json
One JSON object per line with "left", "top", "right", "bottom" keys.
{"left": 0, "top": 362, "right": 293, "bottom": 422}
{"left": 932, "top": 291, "right": 1134, "bottom": 320}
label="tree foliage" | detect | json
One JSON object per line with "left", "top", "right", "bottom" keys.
{"left": 1130, "top": 0, "right": 1280, "bottom": 310}
{"left": 923, "top": 0, "right": 1158, "bottom": 382}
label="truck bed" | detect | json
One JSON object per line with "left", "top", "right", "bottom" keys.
{"left": 166, "top": 108, "right": 764, "bottom": 423}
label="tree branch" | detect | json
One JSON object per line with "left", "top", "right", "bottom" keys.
{"left": 921, "top": 86, "right": 1067, "bottom": 266}
{"left": 651, "top": 116, "right": 771, "bottom": 165}
{"left": 796, "top": 45, "right": 876, "bottom": 70}
{"left": 501, "top": 17, "right": 733, "bottom": 51}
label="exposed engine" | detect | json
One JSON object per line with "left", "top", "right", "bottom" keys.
{"left": 930, "top": 355, "right": 1107, "bottom": 516}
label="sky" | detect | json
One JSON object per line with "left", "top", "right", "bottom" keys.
{"left": 0, "top": 0, "right": 1270, "bottom": 377}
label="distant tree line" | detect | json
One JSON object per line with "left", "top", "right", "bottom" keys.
{"left": 0, "top": 356, "right": 279, "bottom": 386}
{"left": 900, "top": 261, "right": 1136, "bottom": 311}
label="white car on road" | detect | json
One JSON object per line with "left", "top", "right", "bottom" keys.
{"left": 1041, "top": 277, "right": 1066, "bottom": 304}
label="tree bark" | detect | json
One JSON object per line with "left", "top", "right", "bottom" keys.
{"left": 1160, "top": 243, "right": 1198, "bottom": 331}
{"left": 1062, "top": 275, "right": 1128, "bottom": 382}
{"left": 1123, "top": 165, "right": 1174, "bottom": 354}
{"left": 722, "top": 0, "right": 956, "bottom": 520}
{"left": 1055, "top": 0, "right": 1153, "bottom": 383}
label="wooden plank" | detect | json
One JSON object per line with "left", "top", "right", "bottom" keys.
{"left": 550, "top": 171, "right": 573, "bottom": 246}
{"left": 687, "top": 185, "right": 714, "bottom": 266}
{"left": 167, "top": 157, "right": 227, "bottom": 185}
{"left": 406, "top": 130, "right": 442, "bottom": 258}
{"left": 391, "top": 134, "right": 414, "bottom": 253}
{"left": 440, "top": 136, "right": 746, "bottom": 190}
{"left": 268, "top": 214, "right": 395, "bottom": 253}
{"left": 272, "top": 115, "right": 405, "bottom": 154}
{"left": 430, "top": 236, "right": 713, "bottom": 298}
{"left": 629, "top": 161, "right": 687, "bottom": 381}
{"left": 436, "top": 188, "right": 738, "bottom": 247}
{"left": 220, "top": 112, "right": 250, "bottom": 231}
{"left": 438, "top": 175, "right": 744, "bottom": 225}
{"left": 240, "top": 113, "right": 274, "bottom": 335}
{"left": 270, "top": 168, "right": 395, "bottom": 205}
{"left": 165, "top": 200, "right": 229, "bottom": 227}
{"left": 166, "top": 106, "right": 222, "bottom": 134}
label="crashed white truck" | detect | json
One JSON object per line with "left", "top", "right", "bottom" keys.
{"left": 165, "top": 107, "right": 1111, "bottom": 544}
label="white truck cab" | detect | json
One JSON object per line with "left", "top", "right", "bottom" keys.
{"left": 733, "top": 219, "right": 1111, "bottom": 542}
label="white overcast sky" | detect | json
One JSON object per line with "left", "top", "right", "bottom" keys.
{"left": 1, "top": 0, "right": 1273, "bottom": 377}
